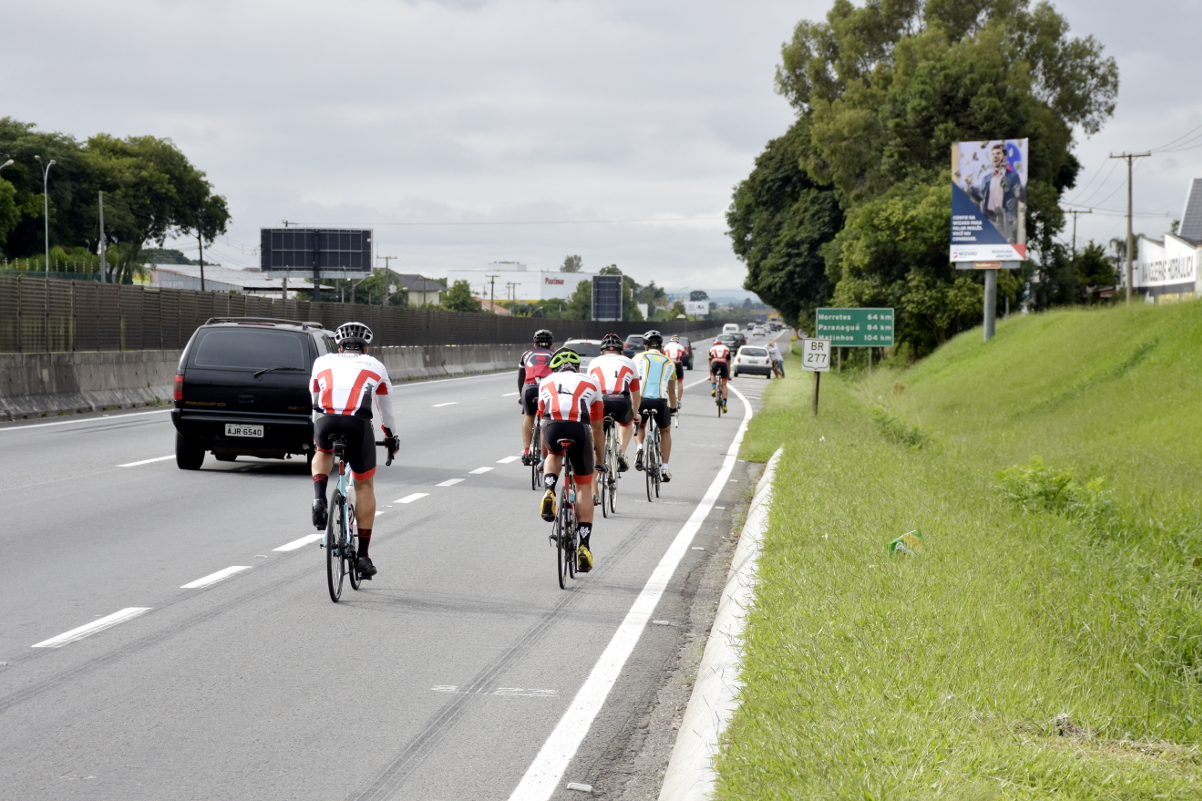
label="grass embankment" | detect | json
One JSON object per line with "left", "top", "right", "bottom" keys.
{"left": 718, "top": 303, "right": 1202, "bottom": 799}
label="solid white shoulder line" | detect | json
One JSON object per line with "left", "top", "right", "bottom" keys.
{"left": 506, "top": 383, "right": 754, "bottom": 801}
{"left": 32, "top": 607, "right": 152, "bottom": 648}
{"left": 658, "top": 446, "right": 784, "bottom": 801}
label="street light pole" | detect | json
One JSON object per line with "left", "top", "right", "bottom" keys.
{"left": 34, "top": 155, "right": 56, "bottom": 277}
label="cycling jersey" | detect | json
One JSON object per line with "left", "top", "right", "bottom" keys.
{"left": 588, "top": 353, "right": 642, "bottom": 395}
{"left": 537, "top": 372, "right": 604, "bottom": 423}
{"left": 663, "top": 342, "right": 687, "bottom": 363}
{"left": 708, "top": 343, "right": 731, "bottom": 364}
{"left": 634, "top": 350, "right": 673, "bottom": 400}
{"left": 310, "top": 351, "right": 397, "bottom": 431}
{"left": 519, "top": 348, "right": 554, "bottom": 386}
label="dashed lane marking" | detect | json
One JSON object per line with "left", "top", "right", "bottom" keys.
{"left": 117, "top": 455, "right": 174, "bottom": 467}
{"left": 432, "top": 402, "right": 459, "bottom": 408}
{"left": 497, "top": 455, "right": 520, "bottom": 463}
{"left": 32, "top": 608, "right": 152, "bottom": 648}
{"left": 181, "top": 566, "right": 252, "bottom": 590}
{"left": 502, "top": 392, "right": 519, "bottom": 397}
{"left": 274, "top": 534, "right": 322, "bottom": 552}
{"left": 396, "top": 493, "right": 429, "bottom": 503}
{"left": 436, "top": 478, "right": 465, "bottom": 487}
{"left": 469, "top": 467, "right": 493, "bottom": 474}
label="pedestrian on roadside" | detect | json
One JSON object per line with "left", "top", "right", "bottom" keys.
{"left": 767, "top": 341, "right": 785, "bottom": 378}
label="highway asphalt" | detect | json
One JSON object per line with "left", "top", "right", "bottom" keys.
{"left": 0, "top": 332, "right": 783, "bottom": 801}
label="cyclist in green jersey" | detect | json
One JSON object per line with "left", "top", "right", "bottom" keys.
{"left": 632, "top": 330, "right": 677, "bottom": 482}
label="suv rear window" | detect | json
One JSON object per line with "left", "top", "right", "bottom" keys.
{"left": 566, "top": 341, "right": 600, "bottom": 357}
{"left": 191, "top": 329, "right": 309, "bottom": 370}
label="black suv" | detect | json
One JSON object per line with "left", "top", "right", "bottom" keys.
{"left": 171, "top": 317, "right": 337, "bottom": 469}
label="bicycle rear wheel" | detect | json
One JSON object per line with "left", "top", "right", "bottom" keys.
{"left": 530, "top": 419, "right": 543, "bottom": 491}
{"left": 645, "top": 426, "right": 656, "bottom": 502}
{"left": 347, "top": 502, "right": 361, "bottom": 591}
{"left": 653, "top": 439, "right": 662, "bottom": 498}
{"left": 326, "top": 492, "right": 345, "bottom": 602}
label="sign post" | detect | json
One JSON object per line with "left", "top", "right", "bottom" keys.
{"left": 800, "top": 338, "right": 831, "bottom": 415}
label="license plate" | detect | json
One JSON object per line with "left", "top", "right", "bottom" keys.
{"left": 225, "top": 423, "right": 264, "bottom": 438}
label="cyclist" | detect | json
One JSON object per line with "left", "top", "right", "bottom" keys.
{"left": 309, "top": 322, "right": 400, "bottom": 579}
{"left": 587, "top": 332, "right": 643, "bottom": 473}
{"left": 708, "top": 338, "right": 732, "bottom": 414}
{"left": 633, "top": 330, "right": 676, "bottom": 482}
{"left": 537, "top": 347, "right": 605, "bottom": 572}
{"left": 662, "top": 334, "right": 688, "bottom": 410}
{"left": 518, "top": 329, "right": 555, "bottom": 465}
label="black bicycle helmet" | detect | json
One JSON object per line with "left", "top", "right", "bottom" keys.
{"left": 533, "top": 329, "right": 554, "bottom": 348}
{"left": 643, "top": 329, "right": 663, "bottom": 349}
{"left": 600, "top": 333, "right": 624, "bottom": 352}
{"left": 549, "top": 347, "right": 581, "bottom": 371}
{"left": 335, "top": 321, "right": 373, "bottom": 352}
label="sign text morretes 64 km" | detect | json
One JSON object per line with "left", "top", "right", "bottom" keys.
{"left": 815, "top": 308, "right": 895, "bottom": 347}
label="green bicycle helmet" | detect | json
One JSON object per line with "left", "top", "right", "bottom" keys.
{"left": 549, "top": 347, "right": 582, "bottom": 371}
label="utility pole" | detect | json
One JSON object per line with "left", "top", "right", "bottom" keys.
{"left": 377, "top": 255, "right": 397, "bottom": 305}
{"left": 1067, "top": 209, "right": 1091, "bottom": 258}
{"left": 98, "top": 191, "right": 107, "bottom": 283}
{"left": 1109, "top": 152, "right": 1151, "bottom": 303}
{"left": 486, "top": 273, "right": 499, "bottom": 313}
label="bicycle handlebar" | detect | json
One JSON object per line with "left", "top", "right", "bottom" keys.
{"left": 375, "top": 440, "right": 396, "bottom": 466}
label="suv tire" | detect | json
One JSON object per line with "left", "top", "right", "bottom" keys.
{"left": 176, "top": 433, "right": 206, "bottom": 470}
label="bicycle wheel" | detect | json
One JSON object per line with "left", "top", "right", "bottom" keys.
{"left": 564, "top": 481, "right": 577, "bottom": 581}
{"left": 645, "top": 424, "right": 656, "bottom": 502}
{"left": 347, "top": 502, "right": 361, "bottom": 591}
{"left": 326, "top": 492, "right": 345, "bottom": 602}
{"left": 607, "top": 427, "right": 619, "bottom": 515}
{"left": 530, "top": 419, "right": 543, "bottom": 491}
{"left": 653, "top": 438, "right": 662, "bottom": 498}
{"left": 554, "top": 510, "right": 568, "bottom": 589}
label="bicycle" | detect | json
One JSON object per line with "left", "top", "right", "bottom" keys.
{"left": 714, "top": 380, "right": 726, "bottom": 416}
{"left": 548, "top": 438, "right": 580, "bottom": 589}
{"left": 323, "top": 435, "right": 393, "bottom": 603}
{"left": 529, "top": 414, "right": 544, "bottom": 491}
{"left": 643, "top": 414, "right": 662, "bottom": 501}
{"left": 599, "top": 414, "right": 620, "bottom": 518}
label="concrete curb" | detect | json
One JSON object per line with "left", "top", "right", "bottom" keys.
{"left": 658, "top": 446, "right": 784, "bottom": 801}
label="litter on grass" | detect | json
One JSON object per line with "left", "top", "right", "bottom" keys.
{"left": 889, "top": 530, "right": 925, "bottom": 555}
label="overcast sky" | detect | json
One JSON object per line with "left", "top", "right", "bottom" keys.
{"left": 4, "top": 0, "right": 1199, "bottom": 298}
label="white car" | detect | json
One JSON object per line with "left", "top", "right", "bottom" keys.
{"left": 753, "top": 325, "right": 767, "bottom": 336}
{"left": 563, "top": 338, "right": 602, "bottom": 370}
{"left": 732, "top": 345, "right": 773, "bottom": 379}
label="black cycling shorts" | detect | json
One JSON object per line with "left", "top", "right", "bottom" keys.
{"left": 543, "top": 420, "right": 595, "bottom": 483}
{"left": 710, "top": 361, "right": 730, "bottom": 380}
{"left": 314, "top": 414, "right": 377, "bottom": 479}
{"left": 638, "top": 398, "right": 671, "bottom": 430}
{"left": 520, "top": 383, "right": 539, "bottom": 415}
{"left": 602, "top": 394, "right": 634, "bottom": 426}
{"left": 673, "top": 362, "right": 684, "bottom": 380}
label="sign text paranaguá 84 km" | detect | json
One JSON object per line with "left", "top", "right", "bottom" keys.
{"left": 815, "top": 308, "right": 895, "bottom": 347}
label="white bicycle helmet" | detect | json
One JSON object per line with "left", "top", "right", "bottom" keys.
{"left": 335, "top": 321, "right": 373, "bottom": 351}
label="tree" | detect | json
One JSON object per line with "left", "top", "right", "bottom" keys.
{"left": 727, "top": 116, "right": 842, "bottom": 329}
{"left": 567, "top": 278, "right": 591, "bottom": 319}
{"left": 734, "top": 0, "right": 1119, "bottom": 353}
{"left": 443, "top": 279, "right": 482, "bottom": 313}
{"left": 561, "top": 254, "right": 583, "bottom": 273}
{"left": 1075, "top": 240, "right": 1116, "bottom": 299}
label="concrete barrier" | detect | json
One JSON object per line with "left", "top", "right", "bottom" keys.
{"left": 0, "top": 344, "right": 527, "bottom": 422}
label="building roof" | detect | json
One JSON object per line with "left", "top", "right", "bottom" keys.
{"left": 389, "top": 272, "right": 444, "bottom": 292}
{"left": 1180, "top": 178, "right": 1202, "bottom": 241}
{"left": 150, "top": 263, "right": 287, "bottom": 290}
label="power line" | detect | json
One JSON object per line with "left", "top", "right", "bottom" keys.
{"left": 285, "top": 217, "right": 725, "bottom": 227}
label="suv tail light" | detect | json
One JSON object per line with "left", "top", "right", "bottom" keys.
{"left": 173, "top": 374, "right": 184, "bottom": 401}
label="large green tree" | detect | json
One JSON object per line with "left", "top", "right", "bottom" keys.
{"left": 733, "top": 0, "right": 1118, "bottom": 354}
{"left": 443, "top": 279, "right": 482, "bottom": 313}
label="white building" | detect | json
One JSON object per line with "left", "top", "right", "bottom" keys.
{"left": 445, "top": 261, "right": 597, "bottom": 302}
{"left": 1131, "top": 179, "right": 1202, "bottom": 303}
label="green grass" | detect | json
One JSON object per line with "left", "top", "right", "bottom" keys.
{"left": 719, "top": 303, "right": 1202, "bottom": 799}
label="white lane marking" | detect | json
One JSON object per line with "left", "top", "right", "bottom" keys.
{"left": 502, "top": 392, "right": 519, "bottom": 397}
{"left": 274, "top": 534, "right": 323, "bottom": 552}
{"left": 32, "top": 607, "right": 152, "bottom": 648}
{"left": 437, "top": 478, "right": 465, "bottom": 487}
{"left": 507, "top": 383, "right": 753, "bottom": 801}
{"left": 396, "top": 493, "right": 429, "bottom": 503}
{"left": 432, "top": 686, "right": 558, "bottom": 697}
{"left": 497, "top": 455, "right": 520, "bottom": 464}
{"left": 1, "top": 408, "right": 172, "bottom": 432}
{"left": 469, "top": 466, "right": 493, "bottom": 474}
{"left": 181, "top": 566, "right": 252, "bottom": 589}
{"left": 432, "top": 402, "right": 459, "bottom": 408}
{"left": 117, "top": 455, "right": 174, "bottom": 467}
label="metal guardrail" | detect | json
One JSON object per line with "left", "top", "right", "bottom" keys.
{"left": 0, "top": 275, "right": 725, "bottom": 353}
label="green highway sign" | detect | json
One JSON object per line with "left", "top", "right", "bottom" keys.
{"left": 815, "top": 308, "right": 895, "bottom": 347}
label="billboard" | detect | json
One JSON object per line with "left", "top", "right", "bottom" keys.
{"left": 685, "top": 301, "right": 709, "bottom": 316}
{"left": 950, "top": 139, "right": 1027, "bottom": 263}
{"left": 260, "top": 228, "right": 373, "bottom": 279}
{"left": 591, "top": 275, "right": 623, "bottom": 321}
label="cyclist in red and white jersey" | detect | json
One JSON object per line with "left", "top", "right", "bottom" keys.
{"left": 662, "top": 335, "right": 688, "bottom": 411}
{"left": 518, "top": 329, "right": 555, "bottom": 465}
{"left": 587, "top": 333, "right": 642, "bottom": 472}
{"left": 309, "top": 322, "right": 399, "bottom": 579}
{"left": 537, "top": 347, "right": 605, "bottom": 572}
{"left": 708, "top": 339, "right": 732, "bottom": 414}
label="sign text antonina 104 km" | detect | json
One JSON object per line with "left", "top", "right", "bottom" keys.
{"left": 815, "top": 308, "right": 895, "bottom": 348}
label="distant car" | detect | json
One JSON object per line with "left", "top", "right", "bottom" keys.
{"left": 622, "top": 334, "right": 646, "bottom": 359}
{"left": 715, "top": 333, "right": 743, "bottom": 354}
{"left": 732, "top": 345, "right": 773, "bottom": 379}
{"left": 563, "top": 338, "right": 602, "bottom": 370}
{"left": 745, "top": 322, "right": 756, "bottom": 331}
{"left": 677, "top": 335, "right": 694, "bottom": 369}
{"left": 171, "top": 317, "right": 337, "bottom": 470}
{"left": 753, "top": 325, "right": 767, "bottom": 336}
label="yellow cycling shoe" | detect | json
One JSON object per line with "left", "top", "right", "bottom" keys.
{"left": 577, "top": 544, "right": 594, "bottom": 573}
{"left": 540, "top": 488, "right": 556, "bottom": 521}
